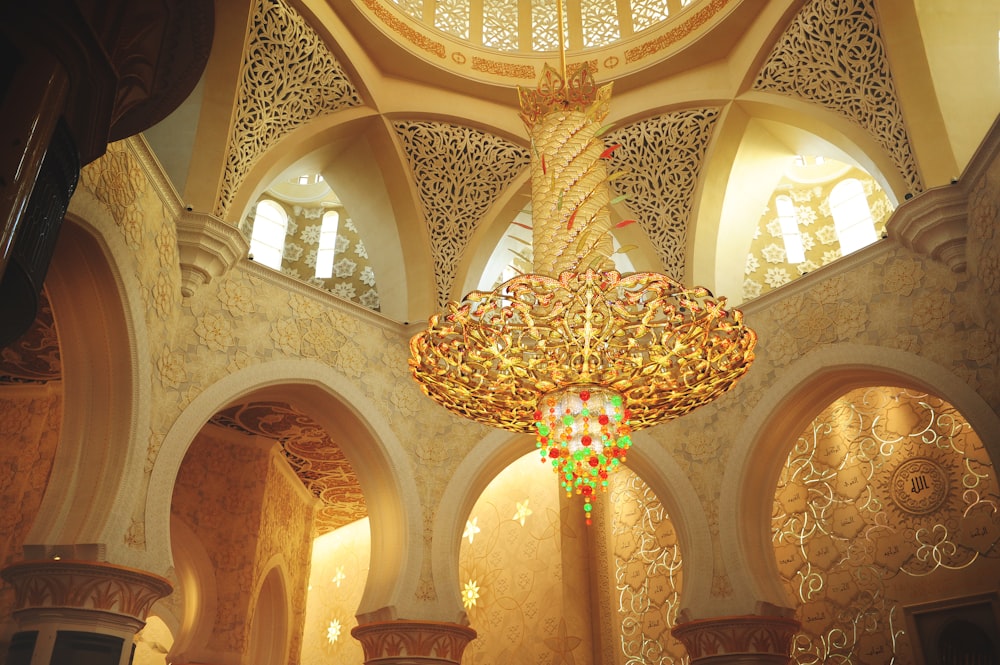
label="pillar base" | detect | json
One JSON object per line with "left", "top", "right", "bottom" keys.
{"left": 351, "top": 620, "right": 477, "bottom": 665}
{"left": 672, "top": 614, "right": 800, "bottom": 665}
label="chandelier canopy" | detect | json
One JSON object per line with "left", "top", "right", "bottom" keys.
{"left": 409, "top": 64, "right": 756, "bottom": 523}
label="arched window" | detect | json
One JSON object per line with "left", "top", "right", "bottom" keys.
{"left": 775, "top": 195, "right": 805, "bottom": 264}
{"left": 829, "top": 179, "right": 878, "bottom": 255}
{"left": 315, "top": 210, "right": 340, "bottom": 279}
{"left": 249, "top": 200, "right": 288, "bottom": 270}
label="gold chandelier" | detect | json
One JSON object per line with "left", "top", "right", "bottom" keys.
{"left": 409, "top": 63, "right": 756, "bottom": 523}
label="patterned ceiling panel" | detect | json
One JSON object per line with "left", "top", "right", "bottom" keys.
{"left": 753, "top": 0, "right": 924, "bottom": 195}
{"left": 216, "top": 0, "right": 363, "bottom": 218}
{"left": 605, "top": 108, "right": 721, "bottom": 280}
{"left": 393, "top": 120, "right": 530, "bottom": 308}
{"left": 0, "top": 289, "right": 61, "bottom": 385}
{"left": 210, "top": 401, "right": 367, "bottom": 534}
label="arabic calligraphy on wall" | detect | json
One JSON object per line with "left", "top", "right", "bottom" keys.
{"left": 772, "top": 386, "right": 1000, "bottom": 664}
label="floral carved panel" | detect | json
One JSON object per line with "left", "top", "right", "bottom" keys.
{"left": 605, "top": 109, "right": 720, "bottom": 280}
{"left": 752, "top": 0, "right": 924, "bottom": 195}
{"left": 392, "top": 120, "right": 530, "bottom": 308}
{"left": 215, "top": 0, "right": 363, "bottom": 218}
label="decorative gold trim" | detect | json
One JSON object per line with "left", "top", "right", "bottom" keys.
{"left": 624, "top": 0, "right": 731, "bottom": 64}
{"left": 360, "top": 0, "right": 447, "bottom": 58}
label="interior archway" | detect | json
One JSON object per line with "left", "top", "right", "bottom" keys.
{"left": 771, "top": 385, "right": 1000, "bottom": 662}
{"left": 722, "top": 343, "right": 1000, "bottom": 619}
{"left": 148, "top": 359, "right": 423, "bottom": 624}
{"left": 24, "top": 217, "right": 145, "bottom": 559}
{"left": 695, "top": 103, "right": 904, "bottom": 299}
{"left": 248, "top": 564, "right": 290, "bottom": 665}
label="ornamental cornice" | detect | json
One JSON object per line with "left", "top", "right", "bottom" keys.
{"left": 887, "top": 184, "right": 967, "bottom": 273}
{"left": 176, "top": 210, "right": 250, "bottom": 297}
{"left": 1, "top": 560, "right": 172, "bottom": 622}
{"left": 351, "top": 619, "right": 477, "bottom": 665}
{"left": 671, "top": 614, "right": 800, "bottom": 663}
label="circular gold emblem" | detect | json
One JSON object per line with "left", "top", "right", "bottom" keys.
{"left": 890, "top": 458, "right": 949, "bottom": 516}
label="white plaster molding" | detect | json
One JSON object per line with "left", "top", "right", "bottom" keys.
{"left": 127, "top": 134, "right": 183, "bottom": 217}
{"left": 127, "top": 135, "right": 250, "bottom": 297}
{"left": 175, "top": 210, "right": 249, "bottom": 297}
{"left": 885, "top": 114, "right": 1000, "bottom": 274}
{"left": 887, "top": 184, "right": 967, "bottom": 273}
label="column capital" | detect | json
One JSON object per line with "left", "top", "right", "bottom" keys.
{"left": 671, "top": 614, "right": 800, "bottom": 665}
{"left": 351, "top": 620, "right": 477, "bottom": 665}
{"left": 1, "top": 559, "right": 172, "bottom": 624}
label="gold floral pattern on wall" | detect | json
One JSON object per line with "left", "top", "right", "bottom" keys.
{"left": 0, "top": 394, "right": 63, "bottom": 575}
{"left": 771, "top": 387, "right": 1000, "bottom": 664}
{"left": 171, "top": 431, "right": 273, "bottom": 654}
{"left": 301, "top": 519, "right": 370, "bottom": 664}
{"left": 743, "top": 165, "right": 892, "bottom": 301}
{"left": 595, "top": 471, "right": 686, "bottom": 665}
{"left": 458, "top": 453, "right": 686, "bottom": 665}
{"left": 459, "top": 452, "right": 594, "bottom": 665}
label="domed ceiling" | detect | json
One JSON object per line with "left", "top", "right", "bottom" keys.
{"left": 347, "top": 0, "right": 751, "bottom": 85}
{"left": 387, "top": 0, "right": 702, "bottom": 52}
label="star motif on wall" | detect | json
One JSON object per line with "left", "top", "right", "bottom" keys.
{"left": 513, "top": 499, "right": 532, "bottom": 526}
{"left": 462, "top": 579, "right": 480, "bottom": 609}
{"left": 543, "top": 618, "right": 582, "bottom": 664}
{"left": 327, "top": 618, "right": 342, "bottom": 644}
{"left": 331, "top": 565, "right": 345, "bottom": 587}
{"left": 464, "top": 516, "right": 481, "bottom": 543}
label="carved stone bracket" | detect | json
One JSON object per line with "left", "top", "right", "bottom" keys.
{"left": 176, "top": 210, "right": 249, "bottom": 297}
{"left": 1, "top": 559, "right": 172, "bottom": 623}
{"left": 887, "top": 185, "right": 967, "bottom": 273}
{"left": 351, "top": 620, "right": 477, "bottom": 665}
{"left": 672, "top": 614, "right": 800, "bottom": 664}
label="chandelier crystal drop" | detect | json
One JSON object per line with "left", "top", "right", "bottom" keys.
{"left": 409, "top": 64, "right": 757, "bottom": 524}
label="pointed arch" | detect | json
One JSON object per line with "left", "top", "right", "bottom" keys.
{"left": 719, "top": 343, "right": 1000, "bottom": 613}
{"left": 24, "top": 203, "right": 153, "bottom": 564}
{"left": 147, "top": 358, "right": 422, "bottom": 620}
{"left": 248, "top": 558, "right": 291, "bottom": 665}
{"left": 432, "top": 423, "right": 714, "bottom": 623}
